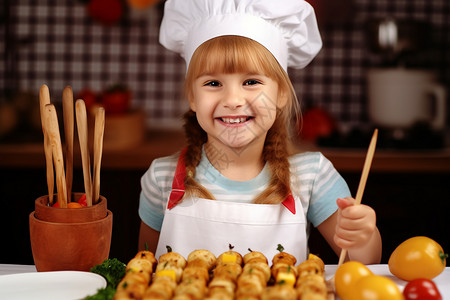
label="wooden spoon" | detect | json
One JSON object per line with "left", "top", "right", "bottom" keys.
{"left": 75, "top": 99, "right": 93, "bottom": 206}
{"left": 93, "top": 107, "right": 105, "bottom": 204}
{"left": 39, "top": 85, "right": 54, "bottom": 205}
{"left": 337, "top": 128, "right": 378, "bottom": 266}
{"left": 62, "top": 86, "right": 74, "bottom": 202}
{"left": 45, "top": 104, "right": 67, "bottom": 208}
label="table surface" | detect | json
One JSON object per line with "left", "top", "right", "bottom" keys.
{"left": 2, "top": 129, "right": 450, "bottom": 172}
{"left": 1, "top": 264, "right": 449, "bottom": 298}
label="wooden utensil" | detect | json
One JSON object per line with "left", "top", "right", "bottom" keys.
{"left": 45, "top": 104, "right": 68, "bottom": 208}
{"left": 93, "top": 107, "right": 105, "bottom": 204}
{"left": 39, "top": 85, "right": 54, "bottom": 205}
{"left": 75, "top": 99, "right": 93, "bottom": 206}
{"left": 337, "top": 128, "right": 378, "bottom": 267}
{"left": 62, "top": 86, "right": 74, "bottom": 202}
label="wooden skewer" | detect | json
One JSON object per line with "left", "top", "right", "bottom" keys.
{"left": 63, "top": 86, "right": 74, "bottom": 202}
{"left": 93, "top": 107, "right": 105, "bottom": 204}
{"left": 45, "top": 104, "right": 68, "bottom": 208}
{"left": 75, "top": 99, "right": 93, "bottom": 206}
{"left": 39, "top": 85, "right": 54, "bottom": 205}
{"left": 337, "top": 128, "right": 378, "bottom": 267}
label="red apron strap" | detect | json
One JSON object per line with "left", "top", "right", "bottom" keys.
{"left": 169, "top": 147, "right": 295, "bottom": 214}
{"left": 282, "top": 194, "right": 296, "bottom": 214}
{"left": 168, "top": 148, "right": 188, "bottom": 209}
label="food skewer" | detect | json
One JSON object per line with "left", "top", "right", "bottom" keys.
{"left": 45, "top": 104, "right": 68, "bottom": 208}
{"left": 337, "top": 128, "right": 378, "bottom": 267}
{"left": 75, "top": 99, "right": 93, "bottom": 206}
{"left": 93, "top": 107, "right": 105, "bottom": 204}
{"left": 39, "top": 85, "right": 54, "bottom": 205}
{"left": 62, "top": 86, "right": 74, "bottom": 202}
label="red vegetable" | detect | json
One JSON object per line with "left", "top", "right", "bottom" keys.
{"left": 403, "top": 278, "right": 442, "bottom": 300}
{"left": 87, "top": 0, "right": 123, "bottom": 26}
{"left": 101, "top": 84, "right": 131, "bottom": 114}
{"left": 76, "top": 88, "right": 97, "bottom": 112}
{"left": 78, "top": 194, "right": 88, "bottom": 207}
{"left": 299, "top": 107, "right": 336, "bottom": 142}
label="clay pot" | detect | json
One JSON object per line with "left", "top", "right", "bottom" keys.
{"left": 34, "top": 193, "right": 108, "bottom": 223}
{"left": 29, "top": 193, "right": 113, "bottom": 272}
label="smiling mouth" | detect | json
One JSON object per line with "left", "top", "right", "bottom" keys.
{"left": 219, "top": 117, "right": 253, "bottom": 124}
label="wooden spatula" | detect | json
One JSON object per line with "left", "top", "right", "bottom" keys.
{"left": 39, "top": 85, "right": 54, "bottom": 205}
{"left": 45, "top": 104, "right": 68, "bottom": 208}
{"left": 75, "top": 99, "right": 93, "bottom": 206}
{"left": 62, "top": 86, "right": 74, "bottom": 202}
{"left": 93, "top": 107, "right": 105, "bottom": 204}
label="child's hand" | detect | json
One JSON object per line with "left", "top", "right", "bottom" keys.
{"left": 334, "top": 197, "right": 377, "bottom": 250}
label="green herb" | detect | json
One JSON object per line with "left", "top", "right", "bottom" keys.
{"left": 277, "top": 244, "right": 284, "bottom": 253}
{"left": 83, "top": 285, "right": 116, "bottom": 300}
{"left": 90, "top": 258, "right": 126, "bottom": 289}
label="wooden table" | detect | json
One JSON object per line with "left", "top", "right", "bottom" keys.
{"left": 1, "top": 130, "right": 450, "bottom": 172}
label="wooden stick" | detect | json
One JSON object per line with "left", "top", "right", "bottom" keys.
{"left": 63, "top": 86, "right": 74, "bottom": 202}
{"left": 93, "top": 107, "right": 105, "bottom": 204}
{"left": 39, "top": 84, "right": 54, "bottom": 205}
{"left": 45, "top": 104, "right": 67, "bottom": 208}
{"left": 75, "top": 99, "right": 93, "bottom": 206}
{"left": 337, "top": 128, "right": 378, "bottom": 266}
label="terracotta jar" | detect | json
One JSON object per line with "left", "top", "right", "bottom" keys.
{"left": 29, "top": 193, "right": 113, "bottom": 272}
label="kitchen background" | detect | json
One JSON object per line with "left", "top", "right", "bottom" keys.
{"left": 1, "top": 0, "right": 449, "bottom": 266}
{"left": 2, "top": 0, "right": 449, "bottom": 133}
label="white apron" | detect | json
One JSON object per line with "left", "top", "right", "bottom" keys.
{"left": 155, "top": 149, "right": 308, "bottom": 263}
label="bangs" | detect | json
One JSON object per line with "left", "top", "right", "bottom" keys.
{"left": 187, "top": 36, "right": 279, "bottom": 79}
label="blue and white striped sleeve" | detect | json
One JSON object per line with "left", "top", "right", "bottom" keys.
{"left": 138, "top": 155, "right": 178, "bottom": 231}
{"left": 308, "top": 153, "right": 351, "bottom": 227}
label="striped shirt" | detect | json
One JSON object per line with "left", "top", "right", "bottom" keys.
{"left": 139, "top": 150, "right": 351, "bottom": 231}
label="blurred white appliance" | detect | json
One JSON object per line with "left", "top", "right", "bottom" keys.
{"left": 367, "top": 68, "right": 446, "bottom": 130}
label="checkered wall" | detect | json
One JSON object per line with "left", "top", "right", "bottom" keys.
{"left": 1, "top": 0, "right": 449, "bottom": 130}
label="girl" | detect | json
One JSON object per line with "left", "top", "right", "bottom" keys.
{"left": 138, "top": 0, "right": 381, "bottom": 265}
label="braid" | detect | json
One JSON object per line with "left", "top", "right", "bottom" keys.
{"left": 253, "top": 114, "right": 292, "bottom": 204}
{"left": 182, "top": 110, "right": 215, "bottom": 200}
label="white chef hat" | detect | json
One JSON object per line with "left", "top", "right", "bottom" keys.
{"left": 159, "top": 0, "right": 322, "bottom": 71}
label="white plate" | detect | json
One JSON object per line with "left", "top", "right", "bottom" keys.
{"left": 0, "top": 271, "right": 107, "bottom": 300}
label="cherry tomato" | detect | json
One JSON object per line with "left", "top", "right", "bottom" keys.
{"left": 403, "top": 279, "right": 442, "bottom": 300}
{"left": 389, "top": 236, "right": 448, "bottom": 281}
{"left": 334, "top": 261, "right": 373, "bottom": 300}
{"left": 67, "top": 202, "right": 83, "bottom": 208}
{"left": 348, "top": 275, "right": 404, "bottom": 300}
{"left": 78, "top": 194, "right": 88, "bottom": 207}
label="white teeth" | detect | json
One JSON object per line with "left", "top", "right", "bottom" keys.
{"left": 222, "top": 117, "right": 248, "bottom": 124}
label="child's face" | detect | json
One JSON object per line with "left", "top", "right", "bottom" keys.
{"left": 190, "top": 72, "right": 286, "bottom": 151}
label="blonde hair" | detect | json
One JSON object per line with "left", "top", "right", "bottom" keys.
{"left": 182, "top": 35, "right": 300, "bottom": 204}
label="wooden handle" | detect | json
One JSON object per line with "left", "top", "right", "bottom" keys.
{"left": 337, "top": 129, "right": 378, "bottom": 266}
{"left": 93, "top": 107, "right": 105, "bottom": 204}
{"left": 45, "top": 104, "right": 67, "bottom": 208}
{"left": 63, "top": 86, "right": 74, "bottom": 202}
{"left": 75, "top": 99, "right": 93, "bottom": 206}
{"left": 39, "top": 84, "right": 54, "bottom": 205}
